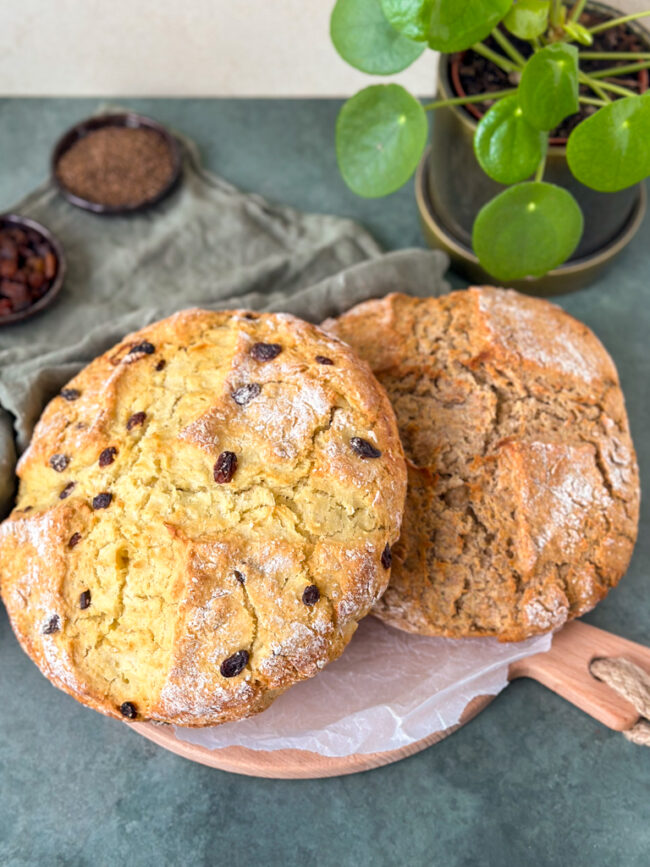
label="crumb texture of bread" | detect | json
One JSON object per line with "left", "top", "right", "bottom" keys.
{"left": 0, "top": 309, "right": 406, "bottom": 725}
{"left": 323, "top": 288, "right": 640, "bottom": 642}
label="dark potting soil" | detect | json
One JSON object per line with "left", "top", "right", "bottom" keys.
{"left": 454, "top": 9, "right": 648, "bottom": 140}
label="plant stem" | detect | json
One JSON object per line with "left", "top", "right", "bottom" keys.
{"left": 589, "top": 78, "right": 637, "bottom": 97}
{"left": 535, "top": 149, "right": 547, "bottom": 182}
{"left": 422, "top": 88, "right": 518, "bottom": 111}
{"left": 471, "top": 41, "right": 520, "bottom": 74}
{"left": 491, "top": 27, "right": 526, "bottom": 66}
{"left": 550, "top": 0, "right": 563, "bottom": 27}
{"left": 589, "top": 11, "right": 650, "bottom": 34}
{"left": 589, "top": 60, "right": 650, "bottom": 79}
{"left": 578, "top": 52, "right": 650, "bottom": 60}
{"left": 568, "top": 0, "right": 588, "bottom": 22}
{"left": 579, "top": 95, "right": 608, "bottom": 106}
{"left": 579, "top": 72, "right": 611, "bottom": 102}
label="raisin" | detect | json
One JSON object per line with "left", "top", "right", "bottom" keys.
{"left": 61, "top": 388, "right": 81, "bottom": 401}
{"left": 59, "top": 481, "right": 76, "bottom": 499}
{"left": 68, "top": 532, "right": 82, "bottom": 549}
{"left": 214, "top": 451, "right": 237, "bottom": 483}
{"left": 43, "top": 614, "right": 60, "bottom": 635}
{"left": 44, "top": 251, "right": 57, "bottom": 280}
{"left": 315, "top": 356, "right": 334, "bottom": 365}
{"left": 233, "top": 570, "right": 246, "bottom": 584}
{"left": 27, "top": 270, "right": 45, "bottom": 291}
{"left": 350, "top": 437, "right": 381, "bottom": 459}
{"left": 49, "top": 453, "right": 70, "bottom": 473}
{"left": 128, "top": 341, "right": 155, "bottom": 356}
{"left": 120, "top": 702, "right": 137, "bottom": 719}
{"left": 92, "top": 492, "right": 112, "bottom": 510}
{"left": 0, "top": 258, "right": 17, "bottom": 279}
{"left": 250, "top": 342, "right": 281, "bottom": 362}
{"left": 2, "top": 280, "right": 30, "bottom": 310}
{"left": 126, "top": 411, "right": 146, "bottom": 431}
{"left": 98, "top": 446, "right": 117, "bottom": 467}
{"left": 381, "top": 543, "right": 392, "bottom": 570}
{"left": 232, "top": 383, "right": 261, "bottom": 406}
{"left": 302, "top": 585, "right": 320, "bottom": 607}
{"left": 155, "top": 359, "right": 166, "bottom": 371}
{"left": 79, "top": 590, "right": 91, "bottom": 610}
{"left": 220, "top": 650, "right": 249, "bottom": 678}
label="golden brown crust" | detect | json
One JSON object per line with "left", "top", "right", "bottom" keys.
{"left": 0, "top": 309, "right": 406, "bottom": 724}
{"left": 324, "top": 288, "right": 640, "bottom": 642}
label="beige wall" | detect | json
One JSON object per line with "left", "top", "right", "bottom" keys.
{"left": 0, "top": 0, "right": 436, "bottom": 96}
{"left": 0, "top": 1, "right": 642, "bottom": 96}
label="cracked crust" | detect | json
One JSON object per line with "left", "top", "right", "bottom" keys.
{"left": 0, "top": 308, "right": 406, "bottom": 725}
{"left": 323, "top": 288, "right": 640, "bottom": 642}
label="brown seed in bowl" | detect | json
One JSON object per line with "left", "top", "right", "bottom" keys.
{"left": 56, "top": 126, "right": 175, "bottom": 209}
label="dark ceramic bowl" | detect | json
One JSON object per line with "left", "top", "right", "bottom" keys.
{"left": 0, "top": 213, "right": 66, "bottom": 326}
{"left": 51, "top": 112, "right": 183, "bottom": 215}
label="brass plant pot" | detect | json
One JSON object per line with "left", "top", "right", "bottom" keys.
{"left": 420, "top": 9, "right": 649, "bottom": 294}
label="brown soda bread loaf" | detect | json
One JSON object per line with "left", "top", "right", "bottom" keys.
{"left": 324, "top": 288, "right": 640, "bottom": 642}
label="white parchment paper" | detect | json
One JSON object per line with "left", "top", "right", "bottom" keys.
{"left": 174, "top": 618, "right": 551, "bottom": 757}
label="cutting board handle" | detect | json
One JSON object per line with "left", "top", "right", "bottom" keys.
{"left": 509, "top": 620, "right": 650, "bottom": 732}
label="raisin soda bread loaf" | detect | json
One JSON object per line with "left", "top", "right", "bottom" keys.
{"left": 0, "top": 309, "right": 406, "bottom": 725}
{"left": 324, "top": 289, "right": 640, "bottom": 642}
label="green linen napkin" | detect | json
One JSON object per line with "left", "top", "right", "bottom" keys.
{"left": 0, "top": 122, "right": 449, "bottom": 516}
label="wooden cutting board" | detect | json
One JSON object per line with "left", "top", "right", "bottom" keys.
{"left": 131, "top": 621, "right": 650, "bottom": 778}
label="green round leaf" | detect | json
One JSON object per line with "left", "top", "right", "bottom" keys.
{"left": 503, "top": 0, "right": 549, "bottom": 40}
{"left": 474, "top": 95, "right": 547, "bottom": 184}
{"left": 566, "top": 94, "right": 650, "bottom": 192}
{"left": 429, "top": 0, "right": 513, "bottom": 52}
{"left": 519, "top": 43, "right": 579, "bottom": 131}
{"left": 380, "top": 0, "right": 433, "bottom": 41}
{"left": 336, "top": 85, "right": 428, "bottom": 197}
{"left": 472, "top": 182, "right": 583, "bottom": 280}
{"left": 331, "top": 0, "right": 425, "bottom": 75}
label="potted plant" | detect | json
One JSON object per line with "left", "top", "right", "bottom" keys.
{"left": 330, "top": 0, "right": 650, "bottom": 292}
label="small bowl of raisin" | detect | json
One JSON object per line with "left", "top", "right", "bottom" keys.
{"left": 0, "top": 214, "right": 66, "bottom": 325}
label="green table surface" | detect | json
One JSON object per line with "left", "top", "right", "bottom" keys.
{"left": 0, "top": 99, "right": 648, "bottom": 867}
